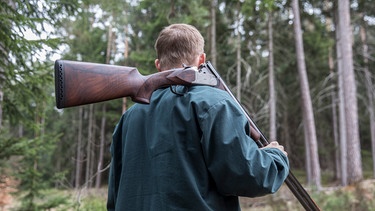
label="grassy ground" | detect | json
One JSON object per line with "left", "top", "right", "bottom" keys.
{"left": 2, "top": 178, "right": 375, "bottom": 211}
{"left": 240, "top": 179, "right": 375, "bottom": 211}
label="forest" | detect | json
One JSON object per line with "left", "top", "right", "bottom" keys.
{"left": 0, "top": 0, "right": 374, "bottom": 210}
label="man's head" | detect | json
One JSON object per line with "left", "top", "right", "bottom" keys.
{"left": 154, "top": 23, "right": 205, "bottom": 71}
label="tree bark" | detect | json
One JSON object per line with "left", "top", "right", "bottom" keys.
{"left": 236, "top": 2, "right": 241, "bottom": 101}
{"left": 123, "top": 26, "right": 128, "bottom": 113}
{"left": 359, "top": 16, "right": 375, "bottom": 178}
{"left": 85, "top": 104, "right": 94, "bottom": 188}
{"left": 236, "top": 32, "right": 241, "bottom": 101}
{"left": 336, "top": 22, "right": 348, "bottom": 185}
{"left": 95, "top": 104, "right": 106, "bottom": 189}
{"left": 210, "top": 0, "right": 217, "bottom": 67}
{"left": 329, "top": 47, "right": 341, "bottom": 181}
{"left": 0, "top": 90, "right": 3, "bottom": 129}
{"left": 337, "top": 0, "right": 363, "bottom": 184}
{"left": 291, "top": 0, "right": 321, "bottom": 188}
{"left": 268, "top": 12, "right": 276, "bottom": 142}
{"left": 75, "top": 107, "right": 83, "bottom": 188}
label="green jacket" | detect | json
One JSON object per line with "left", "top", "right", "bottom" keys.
{"left": 107, "top": 85, "right": 289, "bottom": 211}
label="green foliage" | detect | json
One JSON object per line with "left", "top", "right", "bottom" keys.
{"left": 239, "top": 180, "right": 375, "bottom": 210}
{"left": 12, "top": 131, "right": 64, "bottom": 211}
{"left": 304, "top": 180, "right": 375, "bottom": 211}
{"left": 124, "top": 0, "right": 210, "bottom": 73}
{"left": 12, "top": 188, "right": 108, "bottom": 211}
{"left": 0, "top": 0, "right": 78, "bottom": 81}
{"left": 0, "top": 1, "right": 80, "bottom": 210}
{"left": 314, "top": 186, "right": 375, "bottom": 211}
{"left": 0, "top": 134, "right": 28, "bottom": 160}
{"left": 77, "top": 195, "right": 107, "bottom": 211}
{"left": 321, "top": 190, "right": 356, "bottom": 210}
{"left": 14, "top": 189, "right": 71, "bottom": 211}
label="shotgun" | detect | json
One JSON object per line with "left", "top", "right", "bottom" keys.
{"left": 54, "top": 60, "right": 320, "bottom": 211}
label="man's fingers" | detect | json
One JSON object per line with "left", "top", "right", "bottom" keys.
{"left": 263, "top": 141, "right": 288, "bottom": 156}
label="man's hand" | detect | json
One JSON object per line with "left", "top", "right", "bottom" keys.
{"left": 262, "top": 141, "right": 288, "bottom": 156}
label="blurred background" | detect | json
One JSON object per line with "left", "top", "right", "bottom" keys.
{"left": 0, "top": 0, "right": 374, "bottom": 210}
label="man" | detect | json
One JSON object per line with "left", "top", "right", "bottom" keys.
{"left": 107, "top": 23, "right": 289, "bottom": 211}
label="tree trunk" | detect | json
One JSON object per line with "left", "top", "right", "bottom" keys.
{"left": 359, "top": 17, "right": 375, "bottom": 178}
{"left": 336, "top": 24, "right": 348, "bottom": 185}
{"left": 90, "top": 105, "right": 96, "bottom": 188}
{"left": 95, "top": 104, "right": 106, "bottom": 189}
{"left": 324, "top": 5, "right": 341, "bottom": 181}
{"left": 291, "top": 0, "right": 321, "bottom": 188}
{"left": 303, "top": 125, "right": 312, "bottom": 183}
{"left": 0, "top": 10, "right": 6, "bottom": 128}
{"left": 334, "top": 5, "right": 345, "bottom": 184}
{"left": 268, "top": 12, "right": 276, "bottom": 142}
{"left": 123, "top": 26, "right": 128, "bottom": 113}
{"left": 55, "top": 139, "right": 62, "bottom": 188}
{"left": 0, "top": 90, "right": 3, "bottom": 129}
{"left": 236, "top": 32, "right": 241, "bottom": 101}
{"left": 210, "top": 0, "right": 217, "bottom": 67}
{"left": 85, "top": 104, "right": 94, "bottom": 188}
{"left": 236, "top": 2, "right": 241, "bottom": 101}
{"left": 329, "top": 47, "right": 341, "bottom": 181}
{"left": 337, "top": 0, "right": 363, "bottom": 184}
{"left": 106, "top": 23, "right": 113, "bottom": 64}
{"left": 75, "top": 107, "right": 83, "bottom": 188}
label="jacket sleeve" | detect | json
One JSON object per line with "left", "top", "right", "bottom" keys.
{"left": 199, "top": 98, "right": 289, "bottom": 197}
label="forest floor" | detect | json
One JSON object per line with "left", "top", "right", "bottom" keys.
{"left": 239, "top": 179, "right": 375, "bottom": 211}
{"left": 1, "top": 176, "right": 375, "bottom": 211}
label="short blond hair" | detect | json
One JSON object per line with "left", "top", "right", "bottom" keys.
{"left": 154, "top": 24, "right": 204, "bottom": 70}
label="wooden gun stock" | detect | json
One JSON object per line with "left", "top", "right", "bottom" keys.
{"left": 54, "top": 60, "right": 218, "bottom": 109}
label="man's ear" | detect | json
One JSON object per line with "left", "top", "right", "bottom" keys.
{"left": 198, "top": 53, "right": 206, "bottom": 65}
{"left": 155, "top": 59, "right": 162, "bottom": 72}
